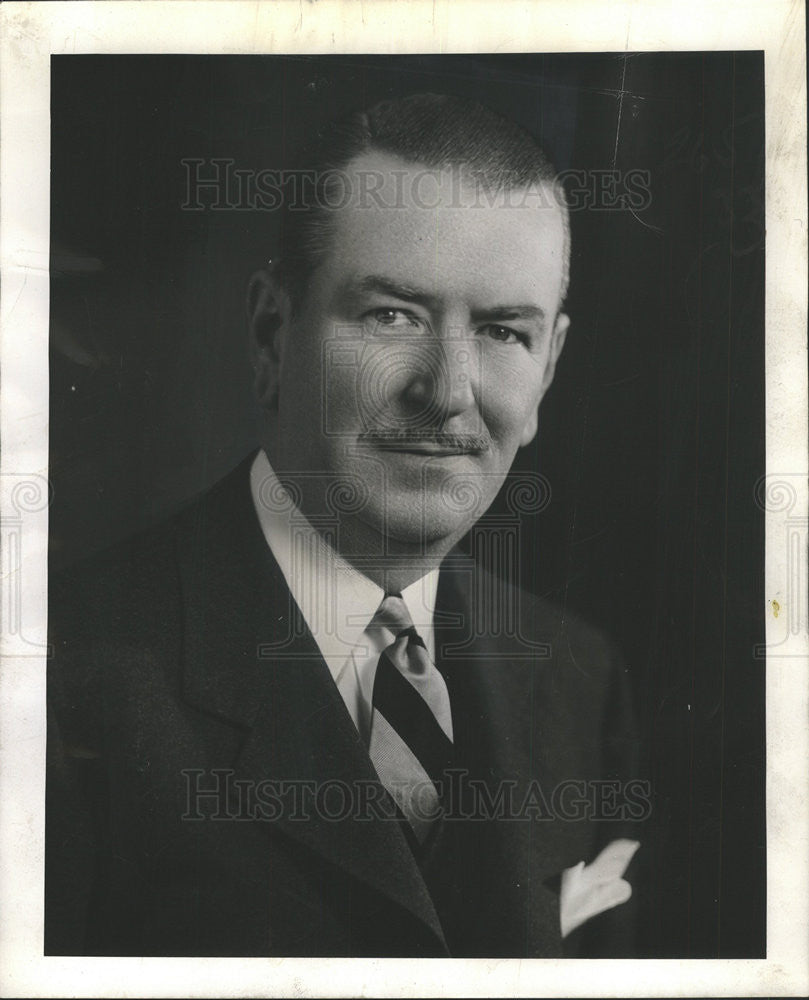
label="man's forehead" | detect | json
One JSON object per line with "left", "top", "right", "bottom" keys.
{"left": 320, "top": 152, "right": 567, "bottom": 307}
{"left": 338, "top": 149, "right": 563, "bottom": 216}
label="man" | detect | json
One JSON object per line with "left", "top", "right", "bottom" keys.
{"left": 46, "top": 93, "right": 644, "bottom": 957}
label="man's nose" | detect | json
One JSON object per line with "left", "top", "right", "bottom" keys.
{"left": 402, "top": 334, "right": 477, "bottom": 424}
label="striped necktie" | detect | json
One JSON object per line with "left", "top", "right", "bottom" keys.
{"left": 367, "top": 593, "right": 454, "bottom": 845}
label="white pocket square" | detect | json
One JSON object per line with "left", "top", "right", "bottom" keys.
{"left": 559, "top": 837, "right": 641, "bottom": 938}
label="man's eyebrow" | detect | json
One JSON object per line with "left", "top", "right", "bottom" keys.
{"left": 472, "top": 305, "right": 547, "bottom": 323}
{"left": 348, "top": 275, "right": 438, "bottom": 307}
{"left": 344, "top": 277, "right": 547, "bottom": 323}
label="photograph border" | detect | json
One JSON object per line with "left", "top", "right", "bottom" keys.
{"left": 1, "top": 1, "right": 806, "bottom": 996}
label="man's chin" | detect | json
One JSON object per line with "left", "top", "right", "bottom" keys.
{"left": 361, "top": 452, "right": 496, "bottom": 512}
{"left": 321, "top": 452, "right": 502, "bottom": 554}
{"left": 349, "top": 492, "right": 493, "bottom": 554}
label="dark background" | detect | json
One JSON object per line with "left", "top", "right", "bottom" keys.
{"left": 50, "top": 53, "right": 766, "bottom": 958}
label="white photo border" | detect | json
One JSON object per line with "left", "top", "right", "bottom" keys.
{"left": 1, "top": 1, "right": 806, "bottom": 996}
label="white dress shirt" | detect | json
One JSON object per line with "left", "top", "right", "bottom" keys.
{"left": 249, "top": 449, "right": 439, "bottom": 742}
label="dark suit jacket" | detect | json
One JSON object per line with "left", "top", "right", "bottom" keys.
{"left": 45, "top": 451, "right": 644, "bottom": 957}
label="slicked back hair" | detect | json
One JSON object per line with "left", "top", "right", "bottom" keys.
{"left": 275, "top": 92, "right": 570, "bottom": 312}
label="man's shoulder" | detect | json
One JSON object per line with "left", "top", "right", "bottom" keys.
{"left": 49, "top": 451, "right": 258, "bottom": 640}
{"left": 515, "top": 583, "right": 626, "bottom": 694}
{"left": 443, "top": 552, "right": 625, "bottom": 678}
{"left": 522, "top": 586, "right": 623, "bottom": 672}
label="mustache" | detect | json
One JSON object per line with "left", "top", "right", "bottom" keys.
{"left": 358, "top": 429, "right": 491, "bottom": 452}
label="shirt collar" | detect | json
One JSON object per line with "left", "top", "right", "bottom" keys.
{"left": 249, "top": 449, "right": 438, "bottom": 675}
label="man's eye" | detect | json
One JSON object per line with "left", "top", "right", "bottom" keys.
{"left": 363, "top": 308, "right": 420, "bottom": 334}
{"left": 483, "top": 324, "right": 522, "bottom": 344}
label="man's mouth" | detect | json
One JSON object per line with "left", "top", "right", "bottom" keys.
{"left": 358, "top": 429, "right": 490, "bottom": 455}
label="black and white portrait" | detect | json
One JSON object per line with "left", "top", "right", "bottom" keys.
{"left": 1, "top": 3, "right": 805, "bottom": 996}
{"left": 44, "top": 51, "right": 766, "bottom": 959}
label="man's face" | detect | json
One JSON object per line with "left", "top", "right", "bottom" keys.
{"left": 261, "top": 151, "right": 569, "bottom": 554}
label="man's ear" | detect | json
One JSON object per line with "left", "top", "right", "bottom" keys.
{"left": 519, "top": 311, "right": 570, "bottom": 447}
{"left": 247, "top": 268, "right": 289, "bottom": 414}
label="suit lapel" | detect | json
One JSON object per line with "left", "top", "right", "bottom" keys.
{"left": 434, "top": 554, "right": 582, "bottom": 955}
{"left": 176, "top": 453, "right": 447, "bottom": 951}
{"left": 435, "top": 552, "right": 579, "bottom": 873}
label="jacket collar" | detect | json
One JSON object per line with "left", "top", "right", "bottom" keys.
{"left": 176, "top": 452, "right": 448, "bottom": 950}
